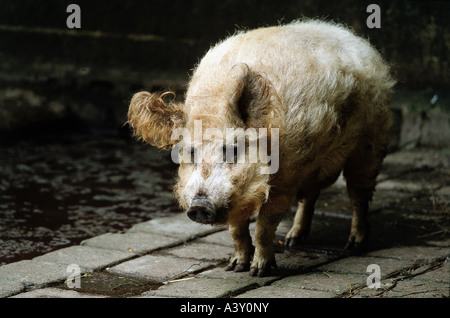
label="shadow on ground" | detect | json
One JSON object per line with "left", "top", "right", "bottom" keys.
{"left": 277, "top": 148, "right": 449, "bottom": 258}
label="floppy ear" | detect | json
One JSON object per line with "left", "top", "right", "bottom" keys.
{"left": 231, "top": 65, "right": 283, "bottom": 132}
{"left": 127, "top": 91, "right": 186, "bottom": 150}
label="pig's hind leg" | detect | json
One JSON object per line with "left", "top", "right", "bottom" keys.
{"left": 343, "top": 139, "right": 387, "bottom": 252}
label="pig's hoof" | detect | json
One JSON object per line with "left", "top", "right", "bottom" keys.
{"left": 225, "top": 246, "right": 254, "bottom": 272}
{"left": 345, "top": 236, "right": 368, "bottom": 254}
{"left": 225, "top": 259, "right": 250, "bottom": 272}
{"left": 284, "top": 228, "right": 309, "bottom": 248}
{"left": 284, "top": 235, "right": 303, "bottom": 248}
{"left": 249, "top": 258, "right": 277, "bottom": 277}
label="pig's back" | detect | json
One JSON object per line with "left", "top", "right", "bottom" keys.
{"left": 194, "top": 19, "right": 393, "bottom": 121}
{"left": 189, "top": 20, "right": 394, "bottom": 170}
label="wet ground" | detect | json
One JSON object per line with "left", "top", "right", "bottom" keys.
{"left": 0, "top": 130, "right": 181, "bottom": 265}
{"left": 1, "top": 130, "right": 449, "bottom": 271}
{"left": 56, "top": 271, "right": 163, "bottom": 297}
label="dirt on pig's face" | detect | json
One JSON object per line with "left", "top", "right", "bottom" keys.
{"left": 173, "top": 129, "right": 271, "bottom": 226}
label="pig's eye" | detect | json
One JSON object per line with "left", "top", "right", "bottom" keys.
{"left": 223, "top": 145, "right": 238, "bottom": 163}
{"left": 181, "top": 146, "right": 196, "bottom": 164}
{"left": 189, "top": 146, "right": 196, "bottom": 163}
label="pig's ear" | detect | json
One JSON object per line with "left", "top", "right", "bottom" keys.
{"left": 127, "top": 91, "right": 186, "bottom": 150}
{"left": 232, "top": 66, "right": 283, "bottom": 132}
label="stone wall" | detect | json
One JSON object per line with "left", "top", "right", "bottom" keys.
{"left": 0, "top": 0, "right": 448, "bottom": 147}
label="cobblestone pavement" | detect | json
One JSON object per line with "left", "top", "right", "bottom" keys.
{"left": 0, "top": 147, "right": 448, "bottom": 298}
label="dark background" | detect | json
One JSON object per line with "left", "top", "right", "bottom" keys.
{"left": 0, "top": 0, "right": 448, "bottom": 134}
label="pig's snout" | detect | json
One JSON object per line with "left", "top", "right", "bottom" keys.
{"left": 187, "top": 197, "right": 216, "bottom": 224}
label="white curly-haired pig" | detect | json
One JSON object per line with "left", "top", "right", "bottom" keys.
{"left": 128, "top": 19, "right": 395, "bottom": 277}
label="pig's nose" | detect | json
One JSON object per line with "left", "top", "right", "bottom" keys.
{"left": 186, "top": 197, "right": 216, "bottom": 224}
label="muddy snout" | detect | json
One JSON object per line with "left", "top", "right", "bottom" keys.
{"left": 186, "top": 197, "right": 216, "bottom": 224}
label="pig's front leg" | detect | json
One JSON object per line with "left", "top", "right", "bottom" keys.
{"left": 225, "top": 219, "right": 254, "bottom": 272}
{"left": 250, "top": 194, "right": 292, "bottom": 277}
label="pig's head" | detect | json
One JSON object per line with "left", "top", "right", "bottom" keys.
{"left": 127, "top": 65, "right": 283, "bottom": 226}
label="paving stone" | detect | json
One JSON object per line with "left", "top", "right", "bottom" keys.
{"left": 196, "top": 230, "right": 233, "bottom": 247}
{"left": 316, "top": 256, "right": 414, "bottom": 278}
{"left": 398, "top": 111, "right": 421, "bottom": 149}
{"left": 142, "top": 276, "right": 252, "bottom": 298}
{"left": 420, "top": 106, "right": 450, "bottom": 148}
{"left": 0, "top": 260, "right": 75, "bottom": 288}
{"left": 383, "top": 148, "right": 450, "bottom": 169}
{"left": 272, "top": 272, "right": 367, "bottom": 294}
{"left": 411, "top": 264, "right": 450, "bottom": 284}
{"left": 350, "top": 281, "right": 396, "bottom": 298}
{"left": 275, "top": 250, "right": 341, "bottom": 273}
{"left": 352, "top": 262, "right": 450, "bottom": 298}
{"left": 382, "top": 277, "right": 449, "bottom": 298}
{"left": 426, "top": 238, "right": 450, "bottom": 247}
{"left": 0, "top": 277, "right": 25, "bottom": 298}
{"left": 435, "top": 186, "right": 450, "bottom": 205}
{"left": 81, "top": 232, "right": 180, "bottom": 254}
{"left": 371, "top": 189, "right": 414, "bottom": 208}
{"left": 33, "top": 245, "right": 133, "bottom": 270}
{"left": 127, "top": 213, "right": 226, "bottom": 241}
{"left": 235, "top": 285, "right": 336, "bottom": 298}
{"left": 276, "top": 219, "right": 293, "bottom": 235}
{"left": 367, "top": 246, "right": 450, "bottom": 263}
{"left": 109, "top": 254, "right": 215, "bottom": 281}
{"left": 10, "top": 287, "right": 107, "bottom": 298}
{"left": 376, "top": 179, "right": 440, "bottom": 192}
{"left": 197, "top": 266, "right": 278, "bottom": 286}
{"left": 435, "top": 185, "right": 450, "bottom": 195}
{"left": 166, "top": 242, "right": 233, "bottom": 262}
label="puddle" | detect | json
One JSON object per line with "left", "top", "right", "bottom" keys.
{"left": 0, "top": 131, "right": 181, "bottom": 265}
{"left": 56, "top": 271, "right": 163, "bottom": 297}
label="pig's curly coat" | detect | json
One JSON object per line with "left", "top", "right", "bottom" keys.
{"left": 128, "top": 19, "right": 395, "bottom": 277}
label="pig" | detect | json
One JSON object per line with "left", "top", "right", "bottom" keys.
{"left": 127, "top": 19, "right": 395, "bottom": 277}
